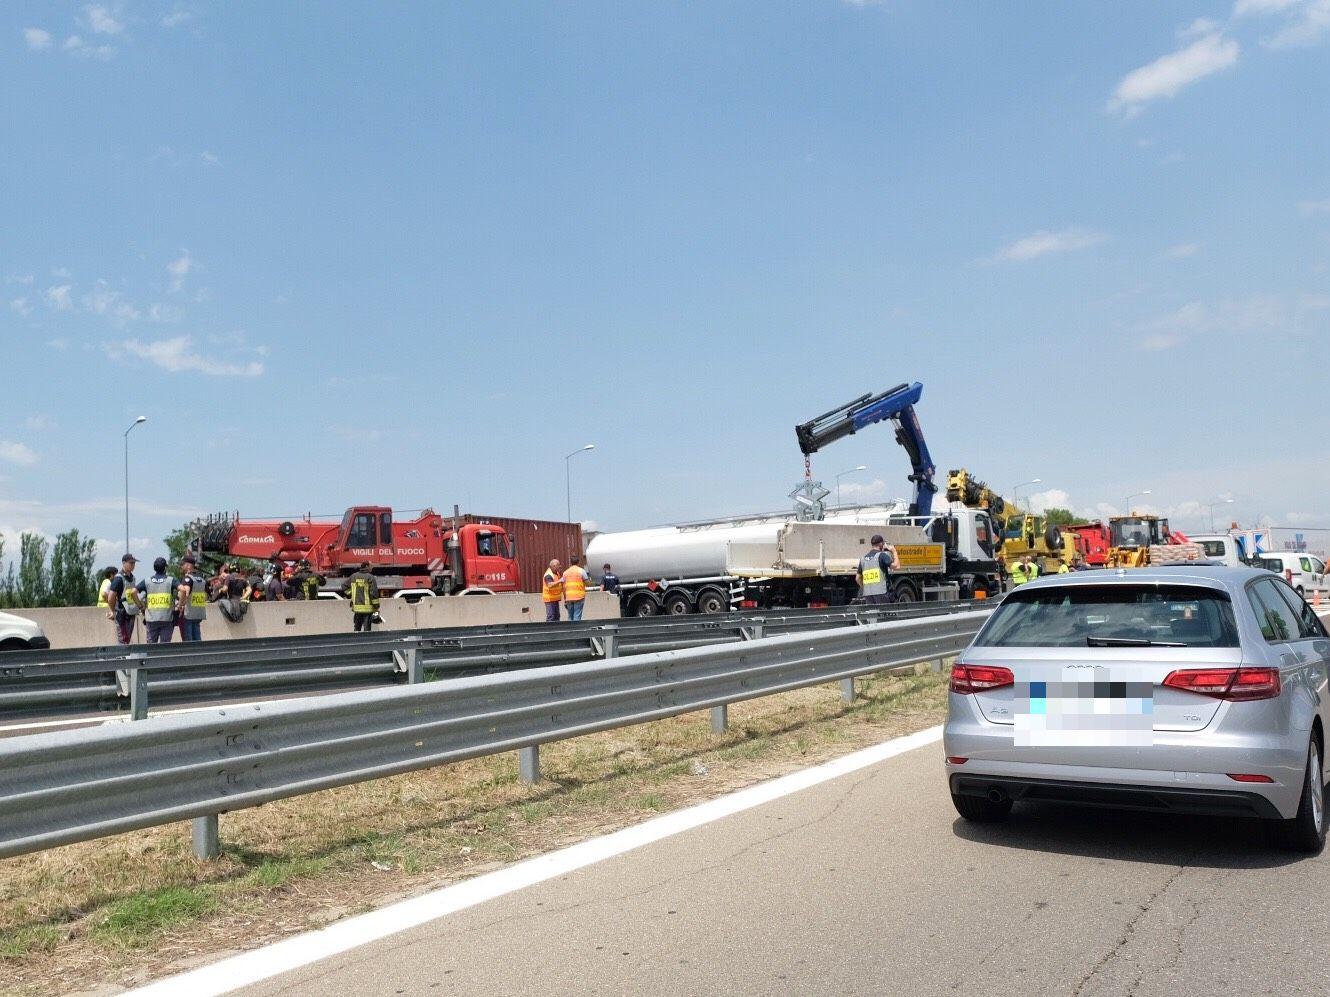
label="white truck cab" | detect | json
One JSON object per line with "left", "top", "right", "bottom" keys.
{"left": 1187, "top": 534, "right": 1248, "bottom": 568}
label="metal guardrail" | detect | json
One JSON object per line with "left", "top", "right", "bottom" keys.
{"left": 0, "top": 602, "right": 984, "bottom": 722}
{"left": 0, "top": 611, "right": 988, "bottom": 860}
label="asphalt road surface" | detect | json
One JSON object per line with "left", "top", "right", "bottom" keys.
{"left": 240, "top": 736, "right": 1325, "bottom": 997}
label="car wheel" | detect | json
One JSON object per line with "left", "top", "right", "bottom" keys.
{"left": 951, "top": 791, "right": 1013, "bottom": 823}
{"left": 0, "top": 638, "right": 28, "bottom": 652}
{"left": 1273, "top": 737, "right": 1326, "bottom": 854}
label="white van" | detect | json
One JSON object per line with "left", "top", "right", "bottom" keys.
{"left": 0, "top": 610, "right": 50, "bottom": 652}
{"left": 1188, "top": 534, "right": 1248, "bottom": 568}
{"left": 1259, "top": 551, "right": 1328, "bottom": 597}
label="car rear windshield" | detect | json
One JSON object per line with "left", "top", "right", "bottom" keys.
{"left": 975, "top": 584, "right": 1240, "bottom": 648}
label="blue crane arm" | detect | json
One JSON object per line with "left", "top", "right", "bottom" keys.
{"left": 794, "top": 381, "right": 938, "bottom": 517}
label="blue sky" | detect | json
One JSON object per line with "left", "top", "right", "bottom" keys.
{"left": 2, "top": 1, "right": 1328, "bottom": 563}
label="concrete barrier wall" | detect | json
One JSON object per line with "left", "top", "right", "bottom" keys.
{"left": 13, "top": 591, "right": 620, "bottom": 649}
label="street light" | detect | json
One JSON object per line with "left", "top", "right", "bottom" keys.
{"left": 565, "top": 444, "right": 595, "bottom": 523}
{"left": 834, "top": 465, "right": 868, "bottom": 507}
{"left": 1208, "top": 497, "right": 1234, "bottom": 532}
{"left": 123, "top": 416, "right": 147, "bottom": 553}
{"left": 1124, "top": 490, "right": 1151, "bottom": 514}
{"left": 1012, "top": 478, "right": 1042, "bottom": 507}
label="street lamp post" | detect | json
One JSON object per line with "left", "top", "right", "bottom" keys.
{"left": 1208, "top": 498, "right": 1234, "bottom": 533}
{"left": 834, "top": 465, "right": 868, "bottom": 508}
{"left": 123, "top": 416, "right": 147, "bottom": 554}
{"left": 1012, "top": 478, "right": 1042, "bottom": 507}
{"left": 564, "top": 444, "right": 595, "bottom": 524}
{"left": 1124, "top": 490, "right": 1151, "bottom": 515}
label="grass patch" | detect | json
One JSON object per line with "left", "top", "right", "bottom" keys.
{"left": 0, "top": 925, "right": 61, "bottom": 961}
{"left": 91, "top": 886, "right": 219, "bottom": 947}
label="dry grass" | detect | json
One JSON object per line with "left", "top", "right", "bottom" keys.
{"left": 0, "top": 666, "right": 951, "bottom": 996}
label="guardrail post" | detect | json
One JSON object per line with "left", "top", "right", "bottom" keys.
{"left": 710, "top": 704, "right": 729, "bottom": 733}
{"left": 840, "top": 677, "right": 855, "bottom": 703}
{"left": 741, "top": 619, "right": 764, "bottom": 641}
{"left": 519, "top": 745, "right": 540, "bottom": 784}
{"left": 192, "top": 815, "right": 219, "bottom": 860}
{"left": 116, "top": 655, "right": 148, "bottom": 720}
{"left": 393, "top": 638, "right": 425, "bottom": 684}
{"left": 600, "top": 625, "right": 620, "bottom": 659}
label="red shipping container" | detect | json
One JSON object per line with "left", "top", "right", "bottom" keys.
{"left": 460, "top": 515, "right": 584, "bottom": 594}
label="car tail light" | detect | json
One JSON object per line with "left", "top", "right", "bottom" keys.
{"left": 1227, "top": 773, "right": 1275, "bottom": 783}
{"left": 1162, "top": 667, "right": 1281, "bottom": 701}
{"left": 950, "top": 663, "right": 1014, "bottom": 694}
{"left": 946, "top": 756, "right": 969, "bottom": 765}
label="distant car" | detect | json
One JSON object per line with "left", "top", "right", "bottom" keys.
{"left": 1257, "top": 551, "right": 1328, "bottom": 598}
{"left": 0, "top": 610, "right": 50, "bottom": 652}
{"left": 944, "top": 566, "right": 1330, "bottom": 852}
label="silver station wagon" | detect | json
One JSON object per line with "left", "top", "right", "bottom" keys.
{"left": 944, "top": 567, "right": 1330, "bottom": 851}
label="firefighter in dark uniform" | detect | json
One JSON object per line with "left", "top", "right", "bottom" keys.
{"left": 342, "top": 561, "right": 380, "bottom": 632}
{"left": 856, "top": 534, "right": 901, "bottom": 605}
{"left": 294, "top": 559, "right": 324, "bottom": 601}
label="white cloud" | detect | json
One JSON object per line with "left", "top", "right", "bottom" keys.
{"left": 166, "top": 250, "right": 193, "bottom": 291}
{"left": 986, "top": 228, "right": 1106, "bottom": 264}
{"left": 1261, "top": 0, "right": 1330, "bottom": 47}
{"left": 146, "top": 302, "right": 182, "bottom": 323}
{"left": 1163, "top": 241, "right": 1201, "bottom": 258}
{"left": 23, "top": 27, "right": 51, "bottom": 50}
{"left": 45, "top": 284, "right": 74, "bottom": 311}
{"left": 1235, "top": 0, "right": 1299, "bottom": 14}
{"left": 1108, "top": 31, "right": 1240, "bottom": 116}
{"left": 111, "top": 335, "right": 265, "bottom": 377}
{"left": 24, "top": 415, "right": 53, "bottom": 432}
{"left": 0, "top": 442, "right": 38, "bottom": 466}
{"left": 161, "top": 7, "right": 193, "bottom": 28}
{"left": 83, "top": 280, "right": 140, "bottom": 324}
{"left": 5, "top": 274, "right": 34, "bottom": 285}
{"left": 1138, "top": 332, "right": 1185, "bottom": 352}
{"left": 837, "top": 478, "right": 891, "bottom": 503}
{"left": 63, "top": 34, "right": 114, "bottom": 59}
{"left": 47, "top": 338, "right": 69, "bottom": 351}
{"left": 9, "top": 298, "right": 33, "bottom": 317}
{"left": 1026, "top": 489, "right": 1072, "bottom": 514}
{"left": 84, "top": 4, "right": 124, "bottom": 35}
{"left": 1180, "top": 17, "right": 1222, "bottom": 38}
{"left": 200, "top": 150, "right": 219, "bottom": 165}
{"left": 1299, "top": 197, "right": 1330, "bottom": 215}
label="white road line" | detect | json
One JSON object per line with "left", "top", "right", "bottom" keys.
{"left": 125, "top": 724, "right": 944, "bottom": 997}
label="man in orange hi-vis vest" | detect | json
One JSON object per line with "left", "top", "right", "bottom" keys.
{"left": 542, "top": 558, "right": 564, "bottom": 622}
{"left": 562, "top": 556, "right": 590, "bottom": 622}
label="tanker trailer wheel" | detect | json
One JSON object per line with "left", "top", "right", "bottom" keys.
{"left": 663, "top": 591, "right": 693, "bottom": 615}
{"left": 629, "top": 594, "right": 660, "bottom": 617}
{"left": 892, "top": 579, "right": 920, "bottom": 603}
{"left": 696, "top": 587, "right": 729, "bottom": 615}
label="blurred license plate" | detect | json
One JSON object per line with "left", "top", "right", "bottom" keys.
{"left": 1014, "top": 667, "right": 1153, "bottom": 747}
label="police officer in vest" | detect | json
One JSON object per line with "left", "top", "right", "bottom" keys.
{"left": 139, "top": 556, "right": 178, "bottom": 643}
{"left": 342, "top": 561, "right": 381, "bottom": 632}
{"left": 857, "top": 534, "right": 901, "bottom": 605}
{"left": 176, "top": 553, "right": 207, "bottom": 642}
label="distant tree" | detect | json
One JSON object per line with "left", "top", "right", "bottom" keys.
{"left": 164, "top": 520, "right": 262, "bottom": 574}
{"left": 50, "top": 529, "right": 97, "bottom": 606}
{"left": 1043, "top": 507, "right": 1088, "bottom": 527}
{"left": 15, "top": 532, "right": 51, "bottom": 608}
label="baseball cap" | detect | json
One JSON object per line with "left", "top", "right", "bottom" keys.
{"left": 870, "top": 534, "right": 885, "bottom": 545}
{"left": 121, "top": 553, "right": 137, "bottom": 563}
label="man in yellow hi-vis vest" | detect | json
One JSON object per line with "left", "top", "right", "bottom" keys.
{"left": 342, "top": 561, "right": 381, "bottom": 632}
{"left": 542, "top": 559, "right": 564, "bottom": 622}
{"left": 563, "top": 556, "right": 590, "bottom": 622}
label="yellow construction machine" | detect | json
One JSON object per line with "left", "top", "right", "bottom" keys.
{"left": 946, "top": 469, "right": 1077, "bottom": 574}
{"left": 1104, "top": 514, "right": 1203, "bottom": 568}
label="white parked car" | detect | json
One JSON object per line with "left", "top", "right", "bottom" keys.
{"left": 0, "top": 610, "right": 50, "bottom": 652}
{"left": 1259, "top": 551, "right": 1328, "bottom": 598}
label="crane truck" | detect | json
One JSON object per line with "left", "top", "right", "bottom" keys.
{"left": 188, "top": 506, "right": 522, "bottom": 597}
{"left": 588, "top": 381, "right": 1002, "bottom": 615}
{"left": 944, "top": 469, "right": 1080, "bottom": 573}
